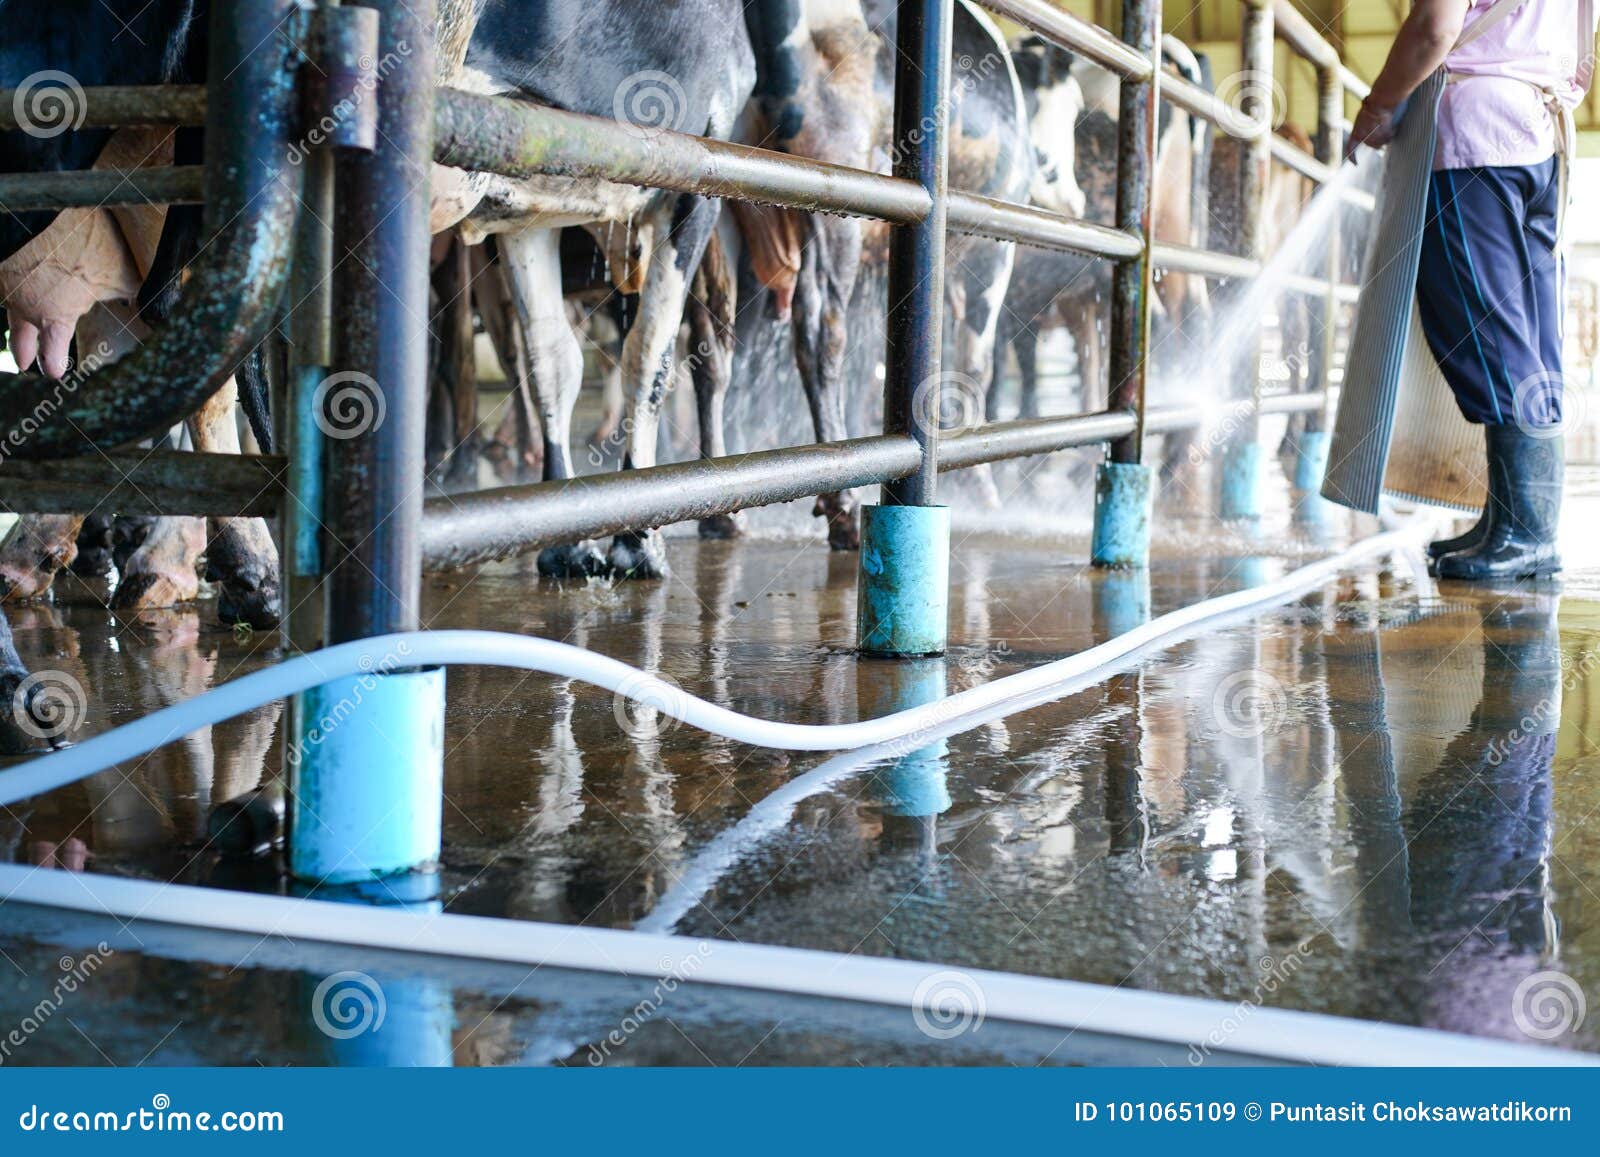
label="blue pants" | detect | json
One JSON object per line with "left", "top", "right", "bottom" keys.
{"left": 1415, "top": 158, "right": 1563, "bottom": 427}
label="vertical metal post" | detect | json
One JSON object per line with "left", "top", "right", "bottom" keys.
{"left": 290, "top": 0, "right": 445, "bottom": 885}
{"left": 858, "top": 0, "right": 953, "bottom": 657}
{"left": 1090, "top": 0, "right": 1160, "bottom": 568}
{"left": 1295, "top": 62, "right": 1344, "bottom": 508}
{"left": 1219, "top": 0, "right": 1274, "bottom": 520}
{"left": 879, "top": 0, "right": 952, "bottom": 509}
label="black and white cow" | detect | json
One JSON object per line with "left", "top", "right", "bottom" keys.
{"left": 432, "top": 0, "right": 755, "bottom": 580}
{"left": 719, "top": 0, "right": 1045, "bottom": 546}
{"left": 0, "top": 0, "right": 280, "bottom": 627}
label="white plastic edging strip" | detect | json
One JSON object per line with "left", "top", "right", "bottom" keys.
{"left": 0, "top": 864, "right": 1587, "bottom": 1068}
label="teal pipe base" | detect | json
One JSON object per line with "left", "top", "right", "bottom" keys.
{"left": 1292, "top": 430, "right": 1331, "bottom": 492}
{"left": 857, "top": 504, "right": 950, "bottom": 657}
{"left": 289, "top": 667, "right": 446, "bottom": 884}
{"left": 1090, "top": 462, "right": 1153, "bottom": 568}
{"left": 1292, "top": 430, "right": 1338, "bottom": 524}
{"left": 1218, "top": 441, "right": 1264, "bottom": 520}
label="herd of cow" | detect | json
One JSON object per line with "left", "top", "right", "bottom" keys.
{"left": 0, "top": 0, "right": 1321, "bottom": 645}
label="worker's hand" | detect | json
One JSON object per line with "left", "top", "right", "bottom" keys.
{"left": 1347, "top": 98, "right": 1399, "bottom": 159}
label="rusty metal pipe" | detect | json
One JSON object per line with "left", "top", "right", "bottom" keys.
{"left": 879, "top": 0, "right": 953, "bottom": 508}
{"left": 1105, "top": 0, "right": 1161, "bottom": 466}
{"left": 0, "top": 1, "right": 302, "bottom": 460}
{"left": 0, "top": 85, "right": 206, "bottom": 130}
{"left": 977, "top": 0, "right": 1154, "bottom": 80}
{"left": 0, "top": 166, "right": 204, "bottom": 211}
{"left": 419, "top": 409, "right": 1143, "bottom": 571}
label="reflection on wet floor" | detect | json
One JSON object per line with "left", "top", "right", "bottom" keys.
{"left": 2, "top": 505, "right": 1599, "bottom": 1064}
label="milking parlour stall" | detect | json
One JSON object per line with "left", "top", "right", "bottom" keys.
{"left": 0, "top": 0, "right": 1597, "bottom": 1148}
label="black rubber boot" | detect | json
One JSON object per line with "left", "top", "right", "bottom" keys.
{"left": 1437, "top": 425, "right": 1562, "bottom": 581}
{"left": 1427, "top": 428, "right": 1493, "bottom": 562}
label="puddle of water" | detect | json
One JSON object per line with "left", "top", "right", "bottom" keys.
{"left": 2, "top": 501, "right": 1599, "bottom": 1064}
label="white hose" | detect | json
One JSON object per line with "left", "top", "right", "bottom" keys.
{"left": 0, "top": 527, "right": 1421, "bottom": 807}
{"left": 0, "top": 863, "right": 1585, "bottom": 1066}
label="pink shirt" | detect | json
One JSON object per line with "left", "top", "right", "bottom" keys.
{"left": 1434, "top": 0, "right": 1596, "bottom": 170}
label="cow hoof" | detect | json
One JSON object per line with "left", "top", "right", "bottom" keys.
{"left": 217, "top": 578, "right": 282, "bottom": 631}
{"left": 813, "top": 494, "right": 860, "bottom": 552}
{"left": 608, "top": 531, "right": 670, "bottom": 580}
{"left": 112, "top": 568, "right": 200, "bottom": 612}
{"left": 697, "top": 512, "right": 743, "bottom": 540}
{"left": 537, "top": 542, "right": 611, "bottom": 579}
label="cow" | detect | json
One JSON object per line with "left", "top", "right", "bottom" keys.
{"left": 717, "top": 0, "right": 1046, "bottom": 547}
{"left": 993, "top": 41, "right": 1213, "bottom": 426}
{"left": 0, "top": 0, "right": 280, "bottom": 628}
{"left": 427, "top": 0, "right": 754, "bottom": 581}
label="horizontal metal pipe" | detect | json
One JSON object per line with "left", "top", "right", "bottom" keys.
{"left": 421, "top": 435, "right": 920, "bottom": 570}
{"left": 433, "top": 89, "right": 930, "bottom": 225}
{"left": 1152, "top": 240, "right": 1258, "bottom": 280}
{"left": 976, "top": 0, "right": 1153, "bottom": 79}
{"left": 1269, "top": 1, "right": 1371, "bottom": 99}
{"left": 1164, "top": 71, "right": 1267, "bottom": 141}
{"left": 948, "top": 192, "right": 1142, "bottom": 258}
{"left": 939, "top": 410, "right": 1136, "bottom": 468}
{"left": 0, "top": 451, "right": 284, "bottom": 516}
{"left": 1260, "top": 390, "right": 1328, "bottom": 415}
{"left": 0, "top": 84, "right": 206, "bottom": 130}
{"left": 421, "top": 411, "right": 1145, "bottom": 570}
{"left": 0, "top": 166, "right": 204, "bottom": 211}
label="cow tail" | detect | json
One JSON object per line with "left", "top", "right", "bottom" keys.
{"left": 236, "top": 343, "right": 274, "bottom": 455}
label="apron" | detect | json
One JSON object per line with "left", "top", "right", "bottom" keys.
{"left": 1321, "top": 0, "right": 1585, "bottom": 514}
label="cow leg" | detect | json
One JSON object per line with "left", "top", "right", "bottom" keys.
{"left": 472, "top": 243, "right": 542, "bottom": 482}
{"left": 690, "top": 231, "right": 740, "bottom": 539}
{"left": 793, "top": 214, "right": 863, "bottom": 551}
{"left": 0, "top": 516, "right": 85, "bottom": 602}
{"left": 181, "top": 377, "right": 280, "bottom": 628}
{"left": 112, "top": 515, "right": 205, "bottom": 612}
{"left": 1015, "top": 327, "right": 1041, "bottom": 420}
{"left": 607, "top": 196, "right": 721, "bottom": 579}
{"left": 71, "top": 514, "right": 116, "bottom": 578}
{"left": 498, "top": 227, "right": 608, "bottom": 578}
{"left": 953, "top": 242, "right": 1015, "bottom": 510}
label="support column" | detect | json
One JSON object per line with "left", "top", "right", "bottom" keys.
{"left": 289, "top": 0, "right": 444, "bottom": 885}
{"left": 1219, "top": 0, "right": 1274, "bottom": 521}
{"left": 859, "top": 0, "right": 953, "bottom": 657}
{"left": 1296, "top": 62, "right": 1344, "bottom": 521}
{"left": 1092, "top": 0, "right": 1160, "bottom": 569}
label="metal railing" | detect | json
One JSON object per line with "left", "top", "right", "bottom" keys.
{"left": 0, "top": 0, "right": 1372, "bottom": 567}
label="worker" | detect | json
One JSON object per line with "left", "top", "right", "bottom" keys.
{"left": 1347, "top": 0, "right": 1596, "bottom": 579}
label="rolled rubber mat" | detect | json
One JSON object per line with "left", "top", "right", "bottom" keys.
{"left": 1323, "top": 70, "right": 1485, "bottom": 515}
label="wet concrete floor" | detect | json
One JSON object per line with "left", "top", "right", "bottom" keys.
{"left": 3, "top": 487, "right": 1600, "bottom": 1065}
